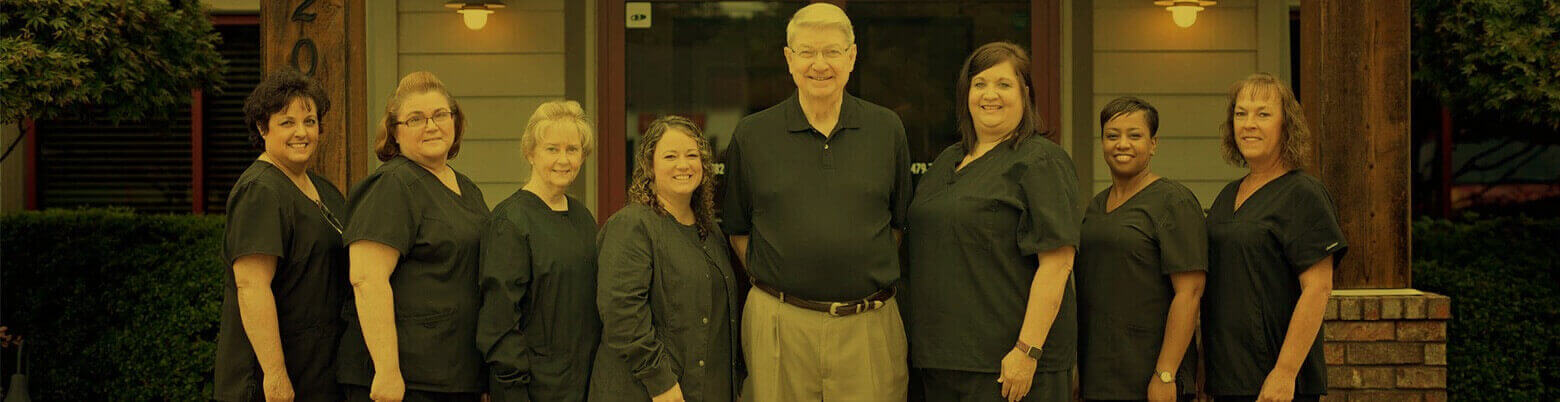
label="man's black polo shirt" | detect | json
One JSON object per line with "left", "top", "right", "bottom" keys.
{"left": 720, "top": 93, "right": 912, "bottom": 302}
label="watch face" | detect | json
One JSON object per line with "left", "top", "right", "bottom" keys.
{"left": 1159, "top": 371, "right": 1174, "bottom": 383}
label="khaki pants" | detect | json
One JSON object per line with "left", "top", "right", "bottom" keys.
{"left": 741, "top": 287, "right": 909, "bottom": 402}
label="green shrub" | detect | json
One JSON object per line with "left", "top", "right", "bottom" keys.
{"left": 1, "top": 208, "right": 224, "bottom": 401}
{"left": 1413, "top": 215, "right": 1560, "bottom": 401}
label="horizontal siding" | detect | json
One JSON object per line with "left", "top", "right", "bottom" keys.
{"left": 398, "top": 10, "right": 564, "bottom": 54}
{"left": 456, "top": 96, "right": 558, "bottom": 141}
{"left": 392, "top": 0, "right": 571, "bottom": 211}
{"left": 1094, "top": 52, "right": 1258, "bottom": 94}
{"left": 1089, "top": 2, "right": 1275, "bottom": 209}
{"left": 398, "top": 54, "right": 566, "bottom": 97}
{"left": 1094, "top": 6, "right": 1256, "bottom": 51}
{"left": 450, "top": 138, "right": 527, "bottom": 183}
{"left": 398, "top": 0, "right": 564, "bottom": 12}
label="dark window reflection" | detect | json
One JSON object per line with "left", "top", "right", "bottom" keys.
{"left": 626, "top": 1, "right": 1032, "bottom": 185}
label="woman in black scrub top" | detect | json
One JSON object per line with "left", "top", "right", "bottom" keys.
{"left": 338, "top": 71, "right": 489, "bottom": 402}
{"left": 1076, "top": 97, "right": 1207, "bottom": 402}
{"left": 216, "top": 68, "right": 345, "bottom": 402}
{"left": 906, "top": 42, "right": 1080, "bottom": 402}
{"left": 477, "top": 100, "right": 600, "bottom": 402}
{"left": 1203, "top": 73, "right": 1346, "bottom": 402}
{"left": 589, "top": 116, "right": 741, "bottom": 402}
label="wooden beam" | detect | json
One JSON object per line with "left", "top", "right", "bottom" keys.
{"left": 191, "top": 89, "right": 206, "bottom": 214}
{"left": 261, "top": 0, "right": 365, "bottom": 192}
{"left": 24, "top": 119, "right": 36, "bottom": 210}
{"left": 1032, "top": 0, "right": 1062, "bottom": 141}
{"left": 1299, "top": 0, "right": 1412, "bottom": 289}
{"left": 597, "top": 0, "right": 628, "bottom": 223}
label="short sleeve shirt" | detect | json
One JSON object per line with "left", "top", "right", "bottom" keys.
{"left": 215, "top": 161, "right": 347, "bottom": 401}
{"left": 1075, "top": 178, "right": 1207, "bottom": 399}
{"left": 1203, "top": 170, "right": 1347, "bottom": 396}
{"left": 719, "top": 93, "right": 913, "bottom": 301}
{"left": 337, "top": 156, "right": 490, "bottom": 393}
{"left": 904, "top": 135, "right": 1081, "bottom": 373}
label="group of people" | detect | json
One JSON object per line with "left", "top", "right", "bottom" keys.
{"left": 214, "top": 4, "right": 1346, "bottom": 402}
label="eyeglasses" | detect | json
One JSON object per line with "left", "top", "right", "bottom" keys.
{"left": 789, "top": 46, "right": 849, "bottom": 61}
{"left": 316, "top": 201, "right": 344, "bottom": 235}
{"left": 398, "top": 110, "right": 455, "bottom": 129}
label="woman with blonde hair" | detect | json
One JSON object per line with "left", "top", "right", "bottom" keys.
{"left": 477, "top": 100, "right": 600, "bottom": 402}
{"left": 590, "top": 116, "right": 741, "bottom": 402}
{"left": 1202, "top": 73, "right": 1346, "bottom": 402}
{"left": 338, "top": 71, "right": 489, "bottom": 402}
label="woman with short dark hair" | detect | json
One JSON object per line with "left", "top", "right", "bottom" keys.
{"left": 1076, "top": 96, "right": 1207, "bottom": 402}
{"left": 216, "top": 68, "right": 344, "bottom": 402}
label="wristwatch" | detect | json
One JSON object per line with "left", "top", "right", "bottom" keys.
{"left": 1014, "top": 340, "right": 1042, "bottom": 360}
{"left": 1156, "top": 370, "right": 1175, "bottom": 384}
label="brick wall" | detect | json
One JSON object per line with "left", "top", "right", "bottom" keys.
{"left": 1321, "top": 291, "right": 1451, "bottom": 401}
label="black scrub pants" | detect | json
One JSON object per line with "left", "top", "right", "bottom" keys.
{"left": 341, "top": 384, "right": 480, "bottom": 402}
{"left": 920, "top": 368, "right": 1070, "bottom": 402}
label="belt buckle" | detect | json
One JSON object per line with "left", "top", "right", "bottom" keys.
{"left": 828, "top": 301, "right": 867, "bottom": 317}
{"left": 828, "top": 302, "right": 850, "bottom": 317}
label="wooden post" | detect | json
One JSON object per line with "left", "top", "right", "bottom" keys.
{"left": 1299, "top": 0, "right": 1412, "bottom": 289}
{"left": 597, "top": 0, "right": 627, "bottom": 223}
{"left": 261, "top": 0, "right": 369, "bottom": 191}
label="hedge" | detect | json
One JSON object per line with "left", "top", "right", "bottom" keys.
{"left": 1, "top": 209, "right": 223, "bottom": 401}
{"left": 1413, "top": 215, "right": 1560, "bottom": 401}
{"left": 0, "top": 209, "right": 1556, "bottom": 400}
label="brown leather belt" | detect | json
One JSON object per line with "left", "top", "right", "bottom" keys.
{"left": 750, "top": 280, "right": 895, "bottom": 317}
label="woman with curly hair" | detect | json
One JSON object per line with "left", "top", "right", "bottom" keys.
{"left": 589, "top": 116, "right": 741, "bottom": 402}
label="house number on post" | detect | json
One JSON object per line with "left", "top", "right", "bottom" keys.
{"left": 290, "top": 0, "right": 319, "bottom": 76}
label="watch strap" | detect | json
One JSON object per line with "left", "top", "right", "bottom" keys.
{"left": 1014, "top": 340, "right": 1042, "bottom": 360}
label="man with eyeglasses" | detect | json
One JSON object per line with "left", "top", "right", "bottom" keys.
{"left": 720, "top": 3, "right": 912, "bottom": 401}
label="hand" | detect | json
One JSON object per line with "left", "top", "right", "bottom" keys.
{"left": 1146, "top": 378, "right": 1176, "bottom": 402}
{"left": 262, "top": 372, "right": 296, "bottom": 402}
{"left": 1257, "top": 368, "right": 1296, "bottom": 402}
{"left": 997, "top": 348, "right": 1036, "bottom": 402}
{"left": 652, "top": 383, "right": 685, "bottom": 402}
{"left": 369, "top": 371, "right": 406, "bottom": 402}
{"left": 481, "top": 393, "right": 491, "bottom": 402}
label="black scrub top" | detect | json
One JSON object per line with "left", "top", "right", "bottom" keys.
{"left": 719, "top": 93, "right": 913, "bottom": 302}
{"left": 216, "top": 161, "right": 347, "bottom": 402}
{"left": 589, "top": 204, "right": 741, "bottom": 402}
{"left": 337, "top": 156, "right": 490, "bottom": 393}
{"left": 476, "top": 191, "right": 601, "bottom": 402}
{"left": 905, "top": 135, "right": 1081, "bottom": 374}
{"left": 1203, "top": 170, "right": 1346, "bottom": 397}
{"left": 1076, "top": 179, "right": 1207, "bottom": 399}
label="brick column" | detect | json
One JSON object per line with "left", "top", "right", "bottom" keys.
{"left": 1321, "top": 290, "right": 1451, "bottom": 401}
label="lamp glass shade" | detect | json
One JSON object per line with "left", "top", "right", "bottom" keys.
{"left": 459, "top": 9, "right": 494, "bottom": 30}
{"left": 1168, "top": 5, "right": 1202, "bottom": 28}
